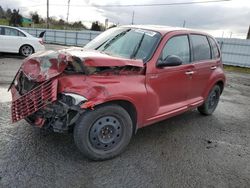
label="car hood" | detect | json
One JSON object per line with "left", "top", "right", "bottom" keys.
{"left": 20, "top": 47, "right": 144, "bottom": 82}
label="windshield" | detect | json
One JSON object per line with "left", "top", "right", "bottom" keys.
{"left": 84, "top": 27, "right": 161, "bottom": 62}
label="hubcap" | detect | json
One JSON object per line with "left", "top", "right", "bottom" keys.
{"left": 89, "top": 116, "right": 122, "bottom": 150}
{"left": 22, "top": 46, "right": 32, "bottom": 56}
{"left": 208, "top": 89, "right": 219, "bottom": 109}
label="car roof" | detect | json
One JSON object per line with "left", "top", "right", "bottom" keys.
{"left": 121, "top": 25, "right": 211, "bottom": 37}
{"left": 0, "top": 25, "right": 34, "bottom": 37}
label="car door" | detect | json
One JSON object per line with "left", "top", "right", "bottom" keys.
{"left": 187, "top": 34, "right": 217, "bottom": 104}
{"left": 145, "top": 34, "right": 194, "bottom": 122}
{"left": 1, "top": 27, "right": 24, "bottom": 53}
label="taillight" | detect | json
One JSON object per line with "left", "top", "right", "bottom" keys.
{"left": 39, "top": 39, "right": 44, "bottom": 45}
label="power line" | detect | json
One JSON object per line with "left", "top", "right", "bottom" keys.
{"left": 18, "top": 0, "right": 232, "bottom": 9}
{"left": 77, "top": 0, "right": 232, "bottom": 7}
{"left": 18, "top": 4, "right": 45, "bottom": 9}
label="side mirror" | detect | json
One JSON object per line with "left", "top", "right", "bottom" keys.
{"left": 157, "top": 55, "right": 183, "bottom": 68}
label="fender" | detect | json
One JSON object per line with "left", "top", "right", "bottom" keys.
{"left": 202, "top": 67, "right": 226, "bottom": 99}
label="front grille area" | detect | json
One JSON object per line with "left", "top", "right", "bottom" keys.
{"left": 17, "top": 72, "right": 38, "bottom": 95}
{"left": 11, "top": 79, "right": 58, "bottom": 123}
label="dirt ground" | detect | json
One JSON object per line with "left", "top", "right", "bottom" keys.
{"left": 0, "top": 48, "right": 250, "bottom": 188}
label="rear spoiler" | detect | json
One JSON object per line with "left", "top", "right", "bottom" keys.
{"left": 39, "top": 31, "right": 46, "bottom": 38}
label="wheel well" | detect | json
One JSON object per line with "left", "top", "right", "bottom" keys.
{"left": 101, "top": 100, "right": 138, "bottom": 134}
{"left": 19, "top": 44, "right": 34, "bottom": 53}
{"left": 216, "top": 80, "right": 224, "bottom": 94}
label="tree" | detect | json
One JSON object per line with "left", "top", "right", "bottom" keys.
{"left": 30, "top": 12, "right": 40, "bottom": 24}
{"left": 9, "top": 9, "right": 23, "bottom": 27}
{"left": 0, "top": 6, "right": 5, "bottom": 18}
{"left": 6, "top": 8, "right": 12, "bottom": 19}
{"left": 58, "top": 19, "right": 65, "bottom": 25}
{"left": 91, "top": 21, "right": 101, "bottom": 31}
{"left": 71, "top": 21, "right": 87, "bottom": 29}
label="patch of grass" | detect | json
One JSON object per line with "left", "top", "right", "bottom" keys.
{"left": 223, "top": 65, "right": 250, "bottom": 74}
{"left": 0, "top": 18, "right": 9, "bottom": 25}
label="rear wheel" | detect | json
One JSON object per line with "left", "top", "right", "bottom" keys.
{"left": 19, "top": 45, "right": 34, "bottom": 57}
{"left": 74, "top": 104, "right": 133, "bottom": 161}
{"left": 198, "top": 85, "right": 221, "bottom": 115}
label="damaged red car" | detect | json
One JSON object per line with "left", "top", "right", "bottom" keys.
{"left": 10, "top": 25, "right": 225, "bottom": 160}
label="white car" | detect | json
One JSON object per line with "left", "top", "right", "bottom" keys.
{"left": 0, "top": 25, "right": 45, "bottom": 56}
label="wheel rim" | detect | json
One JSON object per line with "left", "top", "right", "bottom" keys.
{"left": 208, "top": 89, "right": 219, "bottom": 110}
{"left": 21, "top": 46, "right": 33, "bottom": 56}
{"left": 89, "top": 116, "right": 123, "bottom": 150}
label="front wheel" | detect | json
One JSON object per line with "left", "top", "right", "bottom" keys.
{"left": 198, "top": 85, "right": 221, "bottom": 115}
{"left": 74, "top": 104, "right": 133, "bottom": 161}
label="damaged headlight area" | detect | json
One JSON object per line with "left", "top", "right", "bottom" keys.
{"left": 26, "top": 93, "right": 87, "bottom": 133}
{"left": 61, "top": 93, "right": 87, "bottom": 106}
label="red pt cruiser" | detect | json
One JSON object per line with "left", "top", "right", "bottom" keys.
{"left": 10, "top": 25, "right": 226, "bottom": 160}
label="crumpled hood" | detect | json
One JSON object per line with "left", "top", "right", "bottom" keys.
{"left": 20, "top": 48, "right": 144, "bottom": 82}
{"left": 62, "top": 47, "right": 144, "bottom": 67}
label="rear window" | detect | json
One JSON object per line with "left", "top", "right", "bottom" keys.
{"left": 208, "top": 37, "right": 220, "bottom": 59}
{"left": 191, "top": 34, "right": 211, "bottom": 61}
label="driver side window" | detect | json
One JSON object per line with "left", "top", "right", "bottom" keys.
{"left": 162, "top": 35, "right": 190, "bottom": 64}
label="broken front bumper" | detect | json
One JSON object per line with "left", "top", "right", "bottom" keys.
{"left": 11, "top": 79, "right": 58, "bottom": 123}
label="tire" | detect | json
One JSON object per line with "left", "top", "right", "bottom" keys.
{"left": 74, "top": 104, "right": 133, "bottom": 161}
{"left": 19, "top": 45, "right": 34, "bottom": 57}
{"left": 198, "top": 85, "right": 221, "bottom": 115}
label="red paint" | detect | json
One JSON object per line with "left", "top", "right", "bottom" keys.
{"left": 10, "top": 26, "right": 225, "bottom": 129}
{"left": 11, "top": 80, "right": 58, "bottom": 122}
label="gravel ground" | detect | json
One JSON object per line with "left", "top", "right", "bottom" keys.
{"left": 0, "top": 49, "right": 250, "bottom": 187}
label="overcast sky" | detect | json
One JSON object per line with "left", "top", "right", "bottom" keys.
{"left": 0, "top": 0, "right": 249, "bottom": 38}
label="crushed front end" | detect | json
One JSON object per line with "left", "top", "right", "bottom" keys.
{"left": 10, "top": 50, "right": 88, "bottom": 132}
{"left": 10, "top": 49, "right": 144, "bottom": 133}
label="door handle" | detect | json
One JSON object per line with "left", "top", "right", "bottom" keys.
{"left": 210, "top": 66, "right": 217, "bottom": 70}
{"left": 185, "top": 71, "right": 194, "bottom": 75}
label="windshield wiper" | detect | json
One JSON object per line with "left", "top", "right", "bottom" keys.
{"left": 101, "top": 29, "right": 131, "bottom": 51}
{"left": 130, "top": 33, "right": 145, "bottom": 59}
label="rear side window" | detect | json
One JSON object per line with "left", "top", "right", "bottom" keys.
{"left": 4, "top": 28, "right": 19, "bottom": 36}
{"left": 208, "top": 37, "right": 220, "bottom": 59}
{"left": 162, "top": 35, "right": 190, "bottom": 64}
{"left": 191, "top": 34, "right": 211, "bottom": 61}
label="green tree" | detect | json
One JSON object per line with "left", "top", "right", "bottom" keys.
{"left": 58, "top": 19, "right": 65, "bottom": 25}
{"left": 9, "top": 9, "right": 23, "bottom": 27}
{"left": 30, "top": 12, "right": 40, "bottom": 24}
{"left": 91, "top": 21, "right": 101, "bottom": 31}
{"left": 0, "top": 6, "right": 5, "bottom": 18}
{"left": 6, "top": 8, "right": 12, "bottom": 19}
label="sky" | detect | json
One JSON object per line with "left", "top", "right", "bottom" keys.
{"left": 0, "top": 0, "right": 250, "bottom": 38}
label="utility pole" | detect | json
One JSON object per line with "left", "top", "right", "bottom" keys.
{"left": 66, "top": 0, "right": 70, "bottom": 25}
{"left": 182, "top": 20, "right": 186, "bottom": 28}
{"left": 247, "top": 25, "right": 250, "bottom": 39}
{"left": 131, "top": 11, "right": 134, "bottom": 25}
{"left": 46, "top": 0, "right": 49, "bottom": 28}
{"left": 230, "top": 32, "right": 233, "bottom": 38}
